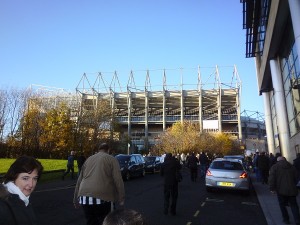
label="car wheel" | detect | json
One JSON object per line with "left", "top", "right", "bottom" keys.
{"left": 125, "top": 172, "right": 130, "bottom": 181}
{"left": 141, "top": 169, "right": 146, "bottom": 177}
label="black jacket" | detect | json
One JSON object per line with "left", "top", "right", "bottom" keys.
{"left": 187, "top": 154, "right": 199, "bottom": 169}
{"left": 199, "top": 153, "right": 208, "bottom": 165}
{"left": 269, "top": 160, "right": 298, "bottom": 196}
{"left": 257, "top": 155, "right": 269, "bottom": 171}
{"left": 0, "top": 184, "right": 37, "bottom": 225}
{"left": 160, "top": 156, "right": 181, "bottom": 185}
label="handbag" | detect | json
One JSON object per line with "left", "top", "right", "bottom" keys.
{"left": 176, "top": 170, "right": 183, "bottom": 182}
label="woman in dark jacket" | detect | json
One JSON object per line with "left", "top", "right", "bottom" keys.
{"left": 0, "top": 155, "right": 43, "bottom": 225}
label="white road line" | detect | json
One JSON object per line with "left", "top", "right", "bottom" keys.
{"left": 194, "top": 210, "right": 200, "bottom": 217}
{"left": 241, "top": 202, "right": 258, "bottom": 206}
{"left": 206, "top": 198, "right": 224, "bottom": 203}
{"left": 35, "top": 186, "right": 74, "bottom": 193}
{"left": 186, "top": 222, "right": 192, "bottom": 225}
{"left": 201, "top": 202, "right": 205, "bottom": 207}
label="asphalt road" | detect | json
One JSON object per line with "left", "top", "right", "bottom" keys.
{"left": 31, "top": 167, "right": 268, "bottom": 225}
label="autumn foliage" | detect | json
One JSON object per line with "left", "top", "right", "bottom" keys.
{"left": 155, "top": 121, "right": 241, "bottom": 156}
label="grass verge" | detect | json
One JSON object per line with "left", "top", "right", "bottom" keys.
{"left": 0, "top": 158, "right": 78, "bottom": 183}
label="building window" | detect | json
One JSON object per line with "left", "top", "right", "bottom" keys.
{"left": 280, "top": 43, "right": 300, "bottom": 137}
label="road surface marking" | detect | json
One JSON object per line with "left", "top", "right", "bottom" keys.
{"left": 35, "top": 186, "right": 74, "bottom": 193}
{"left": 194, "top": 210, "right": 200, "bottom": 217}
{"left": 201, "top": 202, "right": 205, "bottom": 207}
{"left": 186, "top": 222, "right": 192, "bottom": 225}
{"left": 241, "top": 202, "right": 258, "bottom": 206}
{"left": 206, "top": 197, "right": 224, "bottom": 202}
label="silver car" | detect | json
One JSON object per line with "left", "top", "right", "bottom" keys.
{"left": 205, "top": 158, "right": 250, "bottom": 193}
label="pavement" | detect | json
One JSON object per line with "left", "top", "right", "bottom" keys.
{"left": 33, "top": 173, "right": 300, "bottom": 225}
{"left": 250, "top": 173, "right": 300, "bottom": 225}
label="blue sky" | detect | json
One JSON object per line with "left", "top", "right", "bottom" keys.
{"left": 0, "top": 0, "right": 264, "bottom": 113}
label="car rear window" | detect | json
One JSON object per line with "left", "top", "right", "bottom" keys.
{"left": 211, "top": 161, "right": 243, "bottom": 170}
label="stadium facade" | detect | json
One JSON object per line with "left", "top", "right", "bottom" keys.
{"left": 73, "top": 66, "right": 266, "bottom": 152}
{"left": 241, "top": 0, "right": 300, "bottom": 162}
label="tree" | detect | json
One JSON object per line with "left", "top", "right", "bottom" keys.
{"left": 39, "top": 102, "right": 76, "bottom": 158}
{"left": 157, "top": 121, "right": 201, "bottom": 154}
{"left": 20, "top": 106, "right": 43, "bottom": 156}
{"left": 0, "top": 89, "right": 9, "bottom": 142}
{"left": 155, "top": 120, "right": 242, "bottom": 157}
{"left": 75, "top": 98, "right": 113, "bottom": 156}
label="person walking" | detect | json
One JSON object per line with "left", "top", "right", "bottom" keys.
{"left": 199, "top": 152, "right": 208, "bottom": 177}
{"left": 77, "top": 152, "right": 86, "bottom": 176}
{"left": 187, "top": 152, "right": 199, "bottom": 182}
{"left": 269, "top": 156, "right": 300, "bottom": 225}
{"left": 0, "top": 155, "right": 44, "bottom": 225}
{"left": 253, "top": 151, "right": 261, "bottom": 182}
{"left": 269, "top": 153, "right": 276, "bottom": 169}
{"left": 257, "top": 152, "right": 269, "bottom": 184}
{"left": 62, "top": 150, "right": 75, "bottom": 180}
{"left": 160, "top": 153, "right": 181, "bottom": 216}
{"left": 73, "top": 143, "right": 125, "bottom": 225}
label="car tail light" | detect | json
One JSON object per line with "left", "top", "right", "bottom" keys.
{"left": 239, "top": 171, "right": 248, "bottom": 179}
{"left": 206, "top": 169, "right": 212, "bottom": 176}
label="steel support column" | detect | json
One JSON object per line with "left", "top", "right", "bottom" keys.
{"left": 270, "top": 59, "right": 291, "bottom": 162}
{"left": 163, "top": 89, "right": 166, "bottom": 131}
{"left": 237, "top": 89, "right": 242, "bottom": 139}
{"left": 199, "top": 91, "right": 203, "bottom": 133}
{"left": 145, "top": 91, "right": 149, "bottom": 151}
{"left": 181, "top": 90, "right": 184, "bottom": 123}
{"left": 218, "top": 89, "right": 222, "bottom": 132}
{"left": 262, "top": 91, "right": 275, "bottom": 154}
{"left": 127, "top": 90, "right": 132, "bottom": 154}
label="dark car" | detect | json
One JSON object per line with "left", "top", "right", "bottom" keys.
{"left": 144, "top": 156, "right": 161, "bottom": 173}
{"left": 115, "top": 154, "right": 146, "bottom": 181}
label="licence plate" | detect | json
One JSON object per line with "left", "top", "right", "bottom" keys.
{"left": 217, "top": 182, "right": 235, "bottom": 187}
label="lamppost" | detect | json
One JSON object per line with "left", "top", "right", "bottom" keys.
{"left": 127, "top": 143, "right": 130, "bottom": 155}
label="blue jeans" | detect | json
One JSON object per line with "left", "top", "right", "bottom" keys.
{"left": 254, "top": 167, "right": 261, "bottom": 182}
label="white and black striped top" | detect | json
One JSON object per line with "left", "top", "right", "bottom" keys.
{"left": 79, "top": 196, "right": 110, "bottom": 205}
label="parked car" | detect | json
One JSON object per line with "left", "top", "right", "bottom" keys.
{"left": 205, "top": 158, "right": 250, "bottom": 193}
{"left": 223, "top": 155, "right": 249, "bottom": 170}
{"left": 115, "top": 154, "right": 146, "bottom": 181}
{"left": 223, "top": 155, "right": 245, "bottom": 162}
{"left": 144, "top": 156, "right": 161, "bottom": 173}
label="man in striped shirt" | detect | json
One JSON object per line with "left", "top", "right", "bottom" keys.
{"left": 73, "top": 143, "right": 125, "bottom": 225}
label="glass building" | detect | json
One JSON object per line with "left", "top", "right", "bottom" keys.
{"left": 241, "top": 0, "right": 300, "bottom": 162}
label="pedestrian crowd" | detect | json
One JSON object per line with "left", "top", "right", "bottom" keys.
{"left": 249, "top": 150, "right": 300, "bottom": 225}
{"left": 2, "top": 147, "right": 300, "bottom": 225}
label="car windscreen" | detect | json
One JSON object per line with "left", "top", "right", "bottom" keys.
{"left": 144, "top": 157, "right": 155, "bottom": 163}
{"left": 210, "top": 161, "right": 243, "bottom": 170}
{"left": 116, "top": 156, "right": 130, "bottom": 164}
